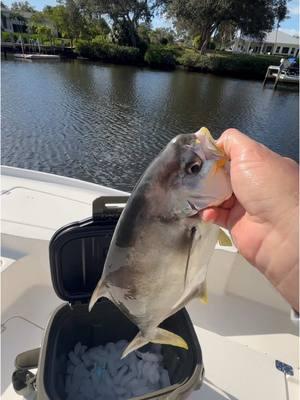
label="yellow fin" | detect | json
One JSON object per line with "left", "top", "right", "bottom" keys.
{"left": 218, "top": 229, "right": 232, "bottom": 246}
{"left": 196, "top": 127, "right": 226, "bottom": 158}
{"left": 151, "top": 328, "right": 188, "bottom": 350}
{"left": 197, "top": 126, "right": 214, "bottom": 141}
{"left": 199, "top": 281, "right": 208, "bottom": 304}
{"left": 121, "top": 328, "right": 188, "bottom": 358}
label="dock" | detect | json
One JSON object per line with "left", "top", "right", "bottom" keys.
{"left": 1, "top": 41, "right": 76, "bottom": 59}
{"left": 263, "top": 59, "right": 299, "bottom": 89}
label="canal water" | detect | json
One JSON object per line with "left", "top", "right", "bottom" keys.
{"left": 2, "top": 59, "right": 299, "bottom": 191}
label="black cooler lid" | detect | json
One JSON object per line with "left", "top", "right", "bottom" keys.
{"left": 49, "top": 196, "right": 129, "bottom": 303}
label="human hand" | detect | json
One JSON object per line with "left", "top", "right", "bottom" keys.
{"left": 202, "top": 129, "right": 299, "bottom": 311}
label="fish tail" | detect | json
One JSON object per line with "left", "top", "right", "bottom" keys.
{"left": 88, "top": 281, "right": 108, "bottom": 312}
{"left": 121, "top": 328, "right": 188, "bottom": 359}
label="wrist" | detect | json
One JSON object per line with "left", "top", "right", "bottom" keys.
{"left": 258, "top": 206, "right": 299, "bottom": 311}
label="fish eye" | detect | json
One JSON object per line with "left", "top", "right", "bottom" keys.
{"left": 185, "top": 161, "right": 202, "bottom": 175}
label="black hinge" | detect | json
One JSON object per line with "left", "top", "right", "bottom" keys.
{"left": 92, "top": 196, "right": 129, "bottom": 219}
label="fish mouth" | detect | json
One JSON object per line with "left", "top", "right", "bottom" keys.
{"left": 187, "top": 200, "right": 200, "bottom": 216}
{"left": 187, "top": 195, "right": 222, "bottom": 216}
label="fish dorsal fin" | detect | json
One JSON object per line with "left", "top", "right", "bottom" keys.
{"left": 218, "top": 229, "right": 232, "bottom": 246}
{"left": 184, "top": 226, "right": 197, "bottom": 287}
{"left": 199, "top": 280, "right": 208, "bottom": 304}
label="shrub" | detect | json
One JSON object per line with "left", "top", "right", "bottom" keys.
{"left": 144, "top": 45, "right": 177, "bottom": 69}
{"left": 177, "top": 49, "right": 212, "bottom": 71}
{"left": 75, "top": 40, "right": 141, "bottom": 65}
{"left": 160, "top": 37, "right": 168, "bottom": 45}
{"left": 210, "top": 54, "right": 283, "bottom": 79}
{"left": 1, "top": 31, "right": 12, "bottom": 42}
{"left": 177, "top": 49, "right": 202, "bottom": 68}
{"left": 75, "top": 40, "right": 95, "bottom": 58}
{"left": 178, "top": 50, "right": 284, "bottom": 79}
{"left": 192, "top": 35, "right": 201, "bottom": 50}
{"left": 91, "top": 35, "right": 108, "bottom": 45}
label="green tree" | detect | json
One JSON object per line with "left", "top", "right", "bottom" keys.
{"left": 36, "top": 24, "right": 53, "bottom": 43}
{"left": 11, "top": 1, "right": 35, "bottom": 12}
{"left": 30, "top": 1, "right": 111, "bottom": 44}
{"left": 149, "top": 27, "right": 174, "bottom": 45}
{"left": 39, "top": 0, "right": 85, "bottom": 45}
{"left": 83, "top": 16, "right": 110, "bottom": 39}
{"left": 213, "top": 21, "right": 237, "bottom": 50}
{"left": 161, "top": 0, "right": 288, "bottom": 53}
{"left": 80, "top": 0, "right": 156, "bottom": 47}
{"left": 273, "top": 0, "right": 289, "bottom": 54}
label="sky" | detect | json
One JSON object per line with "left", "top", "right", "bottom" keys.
{"left": 3, "top": 0, "right": 299, "bottom": 36}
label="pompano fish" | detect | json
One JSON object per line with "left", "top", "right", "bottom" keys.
{"left": 89, "top": 127, "right": 232, "bottom": 358}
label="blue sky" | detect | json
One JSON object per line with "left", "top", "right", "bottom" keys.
{"left": 3, "top": 0, "right": 299, "bottom": 36}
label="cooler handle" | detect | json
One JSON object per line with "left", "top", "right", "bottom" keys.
{"left": 15, "top": 348, "right": 40, "bottom": 370}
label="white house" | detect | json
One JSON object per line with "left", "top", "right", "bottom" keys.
{"left": 231, "top": 30, "right": 299, "bottom": 57}
{"left": 1, "top": 4, "right": 32, "bottom": 33}
{"left": 1, "top": 4, "right": 58, "bottom": 39}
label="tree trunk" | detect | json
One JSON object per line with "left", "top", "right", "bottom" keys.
{"left": 199, "top": 29, "right": 211, "bottom": 54}
{"left": 126, "top": 19, "right": 137, "bottom": 47}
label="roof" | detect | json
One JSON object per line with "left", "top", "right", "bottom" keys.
{"left": 264, "top": 30, "right": 299, "bottom": 45}
{"left": 0, "top": 7, "right": 33, "bottom": 19}
{"left": 242, "top": 30, "right": 299, "bottom": 45}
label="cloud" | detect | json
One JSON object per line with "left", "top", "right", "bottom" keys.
{"left": 280, "top": 28, "right": 300, "bottom": 37}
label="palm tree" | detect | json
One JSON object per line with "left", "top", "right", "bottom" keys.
{"left": 273, "top": 0, "right": 289, "bottom": 55}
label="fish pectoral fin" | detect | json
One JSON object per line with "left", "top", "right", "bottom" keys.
{"left": 199, "top": 281, "right": 208, "bottom": 304}
{"left": 88, "top": 281, "right": 108, "bottom": 312}
{"left": 218, "top": 229, "right": 232, "bottom": 247}
{"left": 121, "top": 328, "right": 188, "bottom": 359}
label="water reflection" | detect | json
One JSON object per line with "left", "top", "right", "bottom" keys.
{"left": 2, "top": 59, "right": 298, "bottom": 191}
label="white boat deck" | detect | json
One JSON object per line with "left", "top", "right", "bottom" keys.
{"left": 14, "top": 54, "right": 60, "bottom": 60}
{"left": 1, "top": 166, "right": 299, "bottom": 400}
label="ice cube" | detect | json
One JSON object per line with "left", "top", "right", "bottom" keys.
{"left": 113, "top": 365, "right": 129, "bottom": 385}
{"left": 73, "top": 363, "right": 90, "bottom": 379}
{"left": 142, "top": 361, "right": 152, "bottom": 379}
{"left": 107, "top": 355, "right": 120, "bottom": 377}
{"left": 74, "top": 342, "right": 82, "bottom": 355}
{"left": 136, "top": 350, "right": 160, "bottom": 363}
{"left": 160, "top": 368, "right": 171, "bottom": 387}
{"left": 105, "top": 342, "right": 115, "bottom": 354}
{"left": 80, "top": 378, "right": 91, "bottom": 397}
{"left": 116, "top": 339, "right": 128, "bottom": 351}
{"left": 136, "top": 359, "right": 144, "bottom": 378}
{"left": 68, "top": 351, "right": 81, "bottom": 366}
{"left": 80, "top": 345, "right": 88, "bottom": 355}
{"left": 114, "top": 385, "right": 128, "bottom": 396}
{"left": 148, "top": 364, "right": 160, "bottom": 385}
{"left": 120, "top": 370, "right": 136, "bottom": 387}
{"left": 66, "top": 363, "right": 75, "bottom": 375}
{"left": 132, "top": 384, "right": 149, "bottom": 397}
{"left": 67, "top": 339, "right": 169, "bottom": 400}
{"left": 82, "top": 353, "right": 93, "bottom": 368}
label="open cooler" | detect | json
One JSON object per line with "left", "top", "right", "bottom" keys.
{"left": 13, "top": 197, "right": 204, "bottom": 399}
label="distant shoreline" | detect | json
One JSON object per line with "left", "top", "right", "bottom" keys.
{"left": 1, "top": 42, "right": 290, "bottom": 81}
{"left": 74, "top": 41, "right": 286, "bottom": 81}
